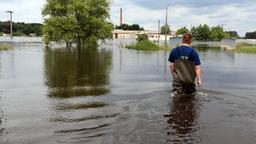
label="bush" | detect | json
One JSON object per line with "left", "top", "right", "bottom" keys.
{"left": 136, "top": 34, "right": 148, "bottom": 42}
{"left": 126, "top": 40, "right": 160, "bottom": 51}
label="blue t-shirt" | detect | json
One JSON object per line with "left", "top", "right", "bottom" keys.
{"left": 168, "top": 46, "right": 201, "bottom": 66}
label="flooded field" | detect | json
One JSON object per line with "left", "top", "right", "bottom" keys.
{"left": 0, "top": 38, "right": 256, "bottom": 144}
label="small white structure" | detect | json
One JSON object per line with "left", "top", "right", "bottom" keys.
{"left": 112, "top": 29, "right": 176, "bottom": 40}
{"left": 148, "top": 33, "right": 175, "bottom": 41}
{"left": 112, "top": 30, "right": 146, "bottom": 39}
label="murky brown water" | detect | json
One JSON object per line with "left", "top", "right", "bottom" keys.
{"left": 1, "top": 39, "right": 256, "bottom": 144}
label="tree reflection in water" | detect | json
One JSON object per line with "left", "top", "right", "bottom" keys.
{"left": 44, "top": 47, "right": 112, "bottom": 98}
{"left": 165, "top": 94, "right": 201, "bottom": 143}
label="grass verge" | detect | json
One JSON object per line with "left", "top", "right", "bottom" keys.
{"left": 234, "top": 42, "right": 256, "bottom": 53}
{"left": 0, "top": 43, "right": 12, "bottom": 51}
{"left": 125, "top": 40, "right": 161, "bottom": 51}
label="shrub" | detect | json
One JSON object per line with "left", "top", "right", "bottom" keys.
{"left": 136, "top": 34, "right": 148, "bottom": 43}
{"left": 126, "top": 40, "right": 160, "bottom": 51}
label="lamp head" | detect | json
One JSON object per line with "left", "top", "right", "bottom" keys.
{"left": 6, "top": 10, "right": 13, "bottom": 13}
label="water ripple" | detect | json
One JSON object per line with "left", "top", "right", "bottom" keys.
{"left": 50, "top": 113, "right": 119, "bottom": 123}
{"left": 54, "top": 102, "right": 108, "bottom": 111}
{"left": 55, "top": 123, "right": 110, "bottom": 134}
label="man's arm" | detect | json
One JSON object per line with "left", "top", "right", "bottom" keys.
{"left": 170, "top": 63, "right": 174, "bottom": 72}
{"left": 195, "top": 65, "right": 202, "bottom": 87}
{"left": 170, "top": 63, "right": 174, "bottom": 76}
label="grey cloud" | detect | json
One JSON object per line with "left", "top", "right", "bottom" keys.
{"left": 130, "top": 0, "right": 255, "bottom": 9}
{"left": 0, "top": 0, "right": 15, "bottom": 3}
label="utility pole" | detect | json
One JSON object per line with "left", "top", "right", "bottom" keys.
{"left": 6, "top": 10, "right": 13, "bottom": 38}
{"left": 120, "top": 8, "right": 123, "bottom": 26}
{"left": 158, "top": 20, "right": 160, "bottom": 44}
{"left": 164, "top": 2, "right": 175, "bottom": 48}
{"left": 164, "top": 7, "right": 168, "bottom": 48}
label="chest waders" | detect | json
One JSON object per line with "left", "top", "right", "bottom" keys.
{"left": 172, "top": 47, "right": 196, "bottom": 94}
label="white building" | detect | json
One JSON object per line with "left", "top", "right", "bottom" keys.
{"left": 112, "top": 30, "right": 143, "bottom": 39}
{"left": 112, "top": 29, "right": 176, "bottom": 40}
{"left": 148, "top": 33, "right": 176, "bottom": 41}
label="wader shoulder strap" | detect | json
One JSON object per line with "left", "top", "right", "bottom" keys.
{"left": 176, "top": 47, "right": 182, "bottom": 60}
{"left": 188, "top": 48, "right": 194, "bottom": 60}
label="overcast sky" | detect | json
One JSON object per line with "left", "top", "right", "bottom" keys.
{"left": 0, "top": 0, "right": 255, "bottom": 36}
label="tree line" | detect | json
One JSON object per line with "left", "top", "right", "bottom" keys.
{"left": 115, "top": 24, "right": 144, "bottom": 30}
{"left": 245, "top": 31, "right": 256, "bottom": 39}
{"left": 159, "top": 24, "right": 240, "bottom": 41}
{"left": 176, "top": 25, "right": 239, "bottom": 41}
{"left": 0, "top": 21, "right": 42, "bottom": 36}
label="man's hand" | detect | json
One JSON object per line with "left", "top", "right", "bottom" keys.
{"left": 195, "top": 65, "right": 202, "bottom": 87}
{"left": 197, "top": 78, "right": 202, "bottom": 87}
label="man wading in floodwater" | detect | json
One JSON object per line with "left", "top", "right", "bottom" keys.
{"left": 168, "top": 33, "right": 202, "bottom": 94}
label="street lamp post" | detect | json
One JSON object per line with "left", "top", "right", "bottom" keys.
{"left": 6, "top": 10, "right": 13, "bottom": 38}
{"left": 158, "top": 20, "right": 160, "bottom": 44}
{"left": 165, "top": 2, "right": 175, "bottom": 48}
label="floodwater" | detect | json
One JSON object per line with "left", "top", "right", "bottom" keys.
{"left": 1, "top": 38, "right": 256, "bottom": 144}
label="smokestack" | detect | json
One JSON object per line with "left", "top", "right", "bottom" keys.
{"left": 120, "top": 8, "right": 123, "bottom": 26}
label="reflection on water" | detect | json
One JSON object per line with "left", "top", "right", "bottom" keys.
{"left": 194, "top": 45, "right": 222, "bottom": 52}
{"left": 194, "top": 45, "right": 235, "bottom": 64}
{"left": 44, "top": 48, "right": 112, "bottom": 98}
{"left": 165, "top": 94, "right": 200, "bottom": 143}
{"left": 0, "top": 106, "right": 6, "bottom": 137}
{"left": 43, "top": 47, "right": 116, "bottom": 143}
{"left": 1, "top": 39, "right": 256, "bottom": 144}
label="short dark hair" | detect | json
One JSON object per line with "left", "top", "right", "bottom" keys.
{"left": 182, "top": 33, "right": 192, "bottom": 44}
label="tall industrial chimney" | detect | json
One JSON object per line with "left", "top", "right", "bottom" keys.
{"left": 120, "top": 8, "right": 123, "bottom": 26}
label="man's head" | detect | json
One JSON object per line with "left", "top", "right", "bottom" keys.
{"left": 182, "top": 33, "right": 192, "bottom": 45}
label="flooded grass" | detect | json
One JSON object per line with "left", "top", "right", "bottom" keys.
{"left": 0, "top": 43, "right": 12, "bottom": 50}
{"left": 194, "top": 45, "right": 221, "bottom": 52}
{"left": 125, "top": 40, "right": 161, "bottom": 51}
{"left": 235, "top": 42, "right": 256, "bottom": 53}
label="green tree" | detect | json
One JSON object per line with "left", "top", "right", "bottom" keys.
{"left": 210, "top": 26, "right": 225, "bottom": 41}
{"left": 13, "top": 30, "right": 24, "bottom": 36}
{"left": 225, "top": 31, "right": 239, "bottom": 38}
{"left": 160, "top": 24, "right": 170, "bottom": 34}
{"left": 176, "top": 27, "right": 189, "bottom": 35}
{"left": 0, "top": 21, "right": 42, "bottom": 36}
{"left": 42, "top": 0, "right": 113, "bottom": 48}
{"left": 245, "top": 31, "right": 256, "bottom": 39}
{"left": 115, "top": 23, "right": 144, "bottom": 30}
{"left": 136, "top": 34, "right": 148, "bottom": 42}
{"left": 191, "top": 24, "right": 211, "bottom": 41}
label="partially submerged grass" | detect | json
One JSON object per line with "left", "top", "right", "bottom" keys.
{"left": 0, "top": 43, "right": 12, "bottom": 50}
{"left": 234, "top": 42, "right": 256, "bottom": 53}
{"left": 125, "top": 40, "right": 161, "bottom": 51}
